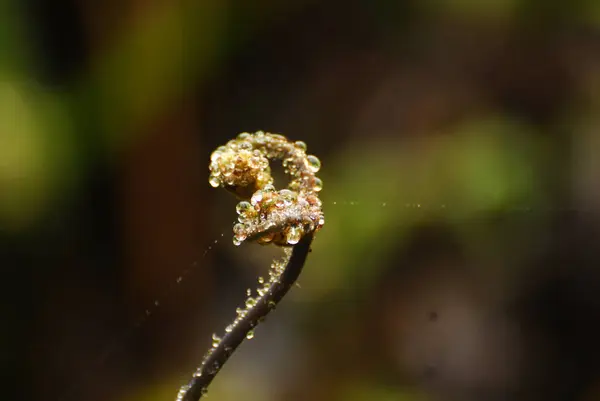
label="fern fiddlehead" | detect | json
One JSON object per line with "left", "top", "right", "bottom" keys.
{"left": 176, "top": 132, "right": 324, "bottom": 401}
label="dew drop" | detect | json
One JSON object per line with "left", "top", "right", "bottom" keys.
{"left": 209, "top": 175, "right": 221, "bottom": 188}
{"left": 233, "top": 223, "right": 247, "bottom": 237}
{"left": 236, "top": 201, "right": 252, "bottom": 215}
{"left": 251, "top": 191, "right": 263, "bottom": 206}
{"left": 279, "top": 189, "right": 295, "bottom": 199}
{"left": 312, "top": 177, "right": 323, "bottom": 192}
{"left": 258, "top": 277, "right": 265, "bottom": 284}
{"left": 306, "top": 155, "right": 321, "bottom": 172}
{"left": 295, "top": 140, "right": 307, "bottom": 150}
{"left": 270, "top": 133, "right": 286, "bottom": 141}
{"left": 211, "top": 334, "right": 221, "bottom": 348}
{"left": 246, "top": 330, "right": 255, "bottom": 340}
{"left": 245, "top": 297, "right": 256, "bottom": 308}
{"left": 210, "top": 151, "right": 222, "bottom": 162}
{"left": 246, "top": 288, "right": 251, "bottom": 296}
{"left": 287, "top": 226, "right": 302, "bottom": 245}
{"left": 238, "top": 140, "right": 253, "bottom": 150}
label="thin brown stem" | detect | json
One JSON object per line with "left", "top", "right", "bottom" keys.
{"left": 176, "top": 232, "right": 314, "bottom": 401}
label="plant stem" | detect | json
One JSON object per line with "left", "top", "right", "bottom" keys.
{"left": 176, "top": 232, "right": 314, "bottom": 401}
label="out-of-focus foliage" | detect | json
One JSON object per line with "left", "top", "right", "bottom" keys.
{"left": 306, "top": 115, "right": 546, "bottom": 299}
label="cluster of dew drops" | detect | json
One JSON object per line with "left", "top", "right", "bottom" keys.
{"left": 208, "top": 131, "right": 325, "bottom": 248}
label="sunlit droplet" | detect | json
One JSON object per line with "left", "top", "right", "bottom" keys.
{"left": 209, "top": 175, "right": 221, "bottom": 188}
{"left": 246, "top": 297, "right": 257, "bottom": 308}
{"left": 287, "top": 226, "right": 302, "bottom": 245}
{"left": 262, "top": 184, "right": 275, "bottom": 193}
{"left": 238, "top": 140, "right": 253, "bottom": 150}
{"left": 210, "top": 151, "right": 222, "bottom": 162}
{"left": 306, "top": 155, "right": 321, "bottom": 172}
{"left": 312, "top": 177, "right": 323, "bottom": 192}
{"left": 295, "top": 140, "right": 307, "bottom": 150}
{"left": 251, "top": 191, "right": 263, "bottom": 206}
{"left": 236, "top": 201, "right": 252, "bottom": 215}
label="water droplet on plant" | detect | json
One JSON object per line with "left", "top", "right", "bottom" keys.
{"left": 312, "top": 177, "right": 323, "bottom": 192}
{"left": 251, "top": 191, "right": 263, "bottom": 206}
{"left": 210, "top": 151, "right": 222, "bottom": 162}
{"left": 280, "top": 189, "right": 294, "bottom": 198}
{"left": 270, "top": 133, "right": 286, "bottom": 141}
{"left": 236, "top": 201, "right": 252, "bottom": 215}
{"left": 246, "top": 330, "right": 255, "bottom": 339}
{"left": 238, "top": 140, "right": 253, "bottom": 150}
{"left": 258, "top": 233, "right": 274, "bottom": 244}
{"left": 225, "top": 324, "right": 233, "bottom": 333}
{"left": 246, "top": 288, "right": 251, "bottom": 296}
{"left": 245, "top": 297, "right": 256, "bottom": 308}
{"left": 306, "top": 155, "right": 321, "bottom": 172}
{"left": 209, "top": 175, "right": 221, "bottom": 188}
{"left": 233, "top": 222, "right": 246, "bottom": 236}
{"left": 287, "top": 226, "right": 302, "bottom": 245}
{"left": 258, "top": 277, "right": 265, "bottom": 284}
{"left": 212, "top": 334, "right": 221, "bottom": 348}
{"left": 295, "top": 140, "right": 307, "bottom": 150}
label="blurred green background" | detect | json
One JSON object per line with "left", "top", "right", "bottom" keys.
{"left": 2, "top": 1, "right": 600, "bottom": 401}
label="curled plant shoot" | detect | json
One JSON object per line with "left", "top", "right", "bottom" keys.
{"left": 176, "top": 131, "right": 324, "bottom": 401}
